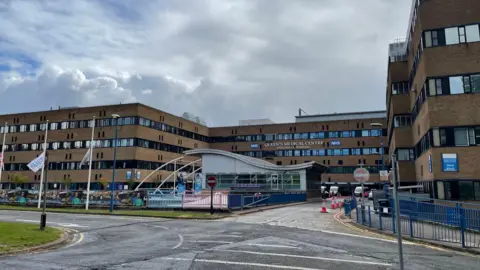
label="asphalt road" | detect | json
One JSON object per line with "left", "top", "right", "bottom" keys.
{"left": 0, "top": 203, "right": 478, "bottom": 270}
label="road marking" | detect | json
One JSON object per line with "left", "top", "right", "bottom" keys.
{"left": 151, "top": 224, "right": 169, "bottom": 230}
{"left": 207, "top": 249, "right": 393, "bottom": 266}
{"left": 194, "top": 240, "right": 233, "bottom": 244}
{"left": 246, "top": 243, "right": 298, "bottom": 249}
{"left": 64, "top": 230, "right": 84, "bottom": 249}
{"left": 162, "top": 257, "right": 325, "bottom": 270}
{"left": 172, "top": 234, "right": 184, "bottom": 249}
{"left": 15, "top": 219, "right": 88, "bottom": 228}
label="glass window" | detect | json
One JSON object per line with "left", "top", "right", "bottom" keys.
{"left": 293, "top": 133, "right": 301, "bottom": 140}
{"left": 440, "top": 129, "right": 447, "bottom": 145}
{"left": 285, "top": 150, "right": 293, "bottom": 156}
{"left": 294, "top": 150, "right": 301, "bottom": 156}
{"left": 31, "top": 143, "right": 38, "bottom": 150}
{"left": 328, "top": 132, "right": 339, "bottom": 138}
{"left": 370, "top": 129, "right": 380, "bottom": 136}
{"left": 302, "top": 150, "right": 311, "bottom": 156}
{"left": 333, "top": 149, "right": 341, "bottom": 156}
{"left": 428, "top": 79, "right": 436, "bottom": 96}
{"left": 476, "top": 127, "right": 480, "bottom": 145}
{"left": 342, "top": 149, "right": 349, "bottom": 155}
{"left": 432, "top": 30, "right": 439, "bottom": 46}
{"left": 310, "top": 133, "right": 318, "bottom": 139}
{"left": 474, "top": 182, "right": 480, "bottom": 200}
{"left": 361, "top": 130, "right": 369, "bottom": 137}
{"left": 471, "top": 74, "right": 480, "bottom": 93}
{"left": 63, "top": 142, "right": 71, "bottom": 149}
{"left": 459, "top": 26, "right": 466, "bottom": 43}
{"left": 19, "top": 125, "right": 27, "bottom": 132}
{"left": 425, "top": 31, "right": 432, "bottom": 47}
{"left": 52, "top": 142, "right": 60, "bottom": 149}
{"left": 30, "top": 124, "right": 37, "bottom": 132}
{"left": 435, "top": 79, "right": 443, "bottom": 95}
{"left": 341, "top": 131, "right": 350, "bottom": 138}
{"left": 466, "top": 25, "right": 480, "bottom": 42}
{"left": 397, "top": 149, "right": 411, "bottom": 161}
{"left": 432, "top": 128, "right": 440, "bottom": 146}
{"left": 352, "top": 148, "right": 361, "bottom": 155}
{"left": 459, "top": 181, "right": 474, "bottom": 200}
{"left": 317, "top": 132, "right": 325, "bottom": 138}
{"left": 445, "top": 27, "right": 460, "bottom": 45}
{"left": 449, "top": 76, "right": 464, "bottom": 94}
{"left": 50, "top": 123, "right": 58, "bottom": 130}
{"left": 468, "top": 128, "right": 476, "bottom": 146}
{"left": 40, "top": 123, "right": 46, "bottom": 131}
{"left": 362, "top": 148, "right": 370, "bottom": 155}
{"left": 61, "top": 122, "right": 69, "bottom": 129}
{"left": 463, "top": 76, "right": 471, "bottom": 93}
{"left": 454, "top": 128, "right": 469, "bottom": 146}
{"left": 10, "top": 126, "right": 16, "bottom": 133}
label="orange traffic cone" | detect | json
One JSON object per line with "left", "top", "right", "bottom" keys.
{"left": 335, "top": 198, "right": 340, "bottom": 208}
{"left": 321, "top": 206, "right": 327, "bottom": 213}
{"left": 331, "top": 199, "right": 336, "bottom": 209}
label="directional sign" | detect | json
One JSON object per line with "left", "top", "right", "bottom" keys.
{"left": 353, "top": 168, "right": 370, "bottom": 183}
{"left": 207, "top": 176, "right": 217, "bottom": 188}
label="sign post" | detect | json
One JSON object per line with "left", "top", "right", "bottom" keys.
{"left": 353, "top": 166, "right": 370, "bottom": 223}
{"left": 207, "top": 176, "right": 216, "bottom": 215}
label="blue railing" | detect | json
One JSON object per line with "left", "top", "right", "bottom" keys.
{"left": 350, "top": 197, "right": 480, "bottom": 249}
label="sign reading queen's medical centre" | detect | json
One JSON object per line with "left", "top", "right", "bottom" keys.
{"left": 263, "top": 140, "right": 323, "bottom": 149}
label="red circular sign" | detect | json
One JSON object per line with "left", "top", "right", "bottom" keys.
{"left": 354, "top": 168, "right": 370, "bottom": 183}
{"left": 207, "top": 176, "right": 216, "bottom": 188}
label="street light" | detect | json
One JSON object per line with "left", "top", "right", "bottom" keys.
{"left": 109, "top": 114, "right": 120, "bottom": 213}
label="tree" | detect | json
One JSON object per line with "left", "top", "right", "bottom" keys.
{"left": 61, "top": 176, "right": 73, "bottom": 190}
{"left": 99, "top": 177, "right": 109, "bottom": 190}
{"left": 11, "top": 174, "right": 29, "bottom": 188}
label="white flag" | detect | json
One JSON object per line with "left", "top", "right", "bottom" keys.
{"left": 80, "top": 148, "right": 91, "bottom": 167}
{"left": 27, "top": 152, "right": 45, "bottom": 173}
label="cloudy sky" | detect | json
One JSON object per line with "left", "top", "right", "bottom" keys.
{"left": 0, "top": 0, "right": 411, "bottom": 126}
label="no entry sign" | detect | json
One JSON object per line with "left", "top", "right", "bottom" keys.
{"left": 354, "top": 168, "right": 370, "bottom": 183}
{"left": 207, "top": 176, "right": 217, "bottom": 188}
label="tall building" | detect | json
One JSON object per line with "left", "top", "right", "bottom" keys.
{"left": 0, "top": 103, "right": 209, "bottom": 190}
{"left": 386, "top": 0, "right": 480, "bottom": 200}
{"left": 0, "top": 103, "right": 387, "bottom": 193}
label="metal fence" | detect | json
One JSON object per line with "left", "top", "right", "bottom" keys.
{"left": 352, "top": 200, "right": 480, "bottom": 249}
{"left": 228, "top": 192, "right": 306, "bottom": 210}
{"left": 182, "top": 193, "right": 229, "bottom": 210}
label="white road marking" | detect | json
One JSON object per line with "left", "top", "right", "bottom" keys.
{"left": 172, "top": 235, "right": 184, "bottom": 249}
{"left": 151, "top": 224, "right": 169, "bottom": 230}
{"left": 161, "top": 257, "right": 325, "bottom": 270}
{"left": 318, "top": 229, "right": 416, "bottom": 245}
{"left": 15, "top": 219, "right": 88, "bottom": 228}
{"left": 246, "top": 243, "right": 298, "bottom": 249}
{"left": 64, "top": 230, "right": 85, "bottom": 249}
{"left": 194, "top": 240, "right": 233, "bottom": 244}
{"left": 207, "top": 249, "right": 393, "bottom": 266}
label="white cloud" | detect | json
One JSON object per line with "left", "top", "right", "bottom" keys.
{"left": 0, "top": 0, "right": 411, "bottom": 126}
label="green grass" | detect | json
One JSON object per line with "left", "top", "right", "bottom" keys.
{"left": 0, "top": 205, "right": 225, "bottom": 219}
{"left": 0, "top": 222, "right": 62, "bottom": 253}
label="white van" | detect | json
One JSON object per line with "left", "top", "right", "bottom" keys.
{"left": 354, "top": 186, "right": 365, "bottom": 197}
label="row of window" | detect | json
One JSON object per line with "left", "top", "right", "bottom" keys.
{"left": 0, "top": 138, "right": 191, "bottom": 154}
{"left": 212, "top": 129, "right": 385, "bottom": 143}
{"left": 415, "top": 126, "right": 480, "bottom": 160}
{"left": 234, "top": 147, "right": 386, "bottom": 158}
{"left": 392, "top": 82, "right": 409, "bottom": 95}
{"left": 424, "top": 24, "right": 480, "bottom": 48}
{"left": 0, "top": 116, "right": 209, "bottom": 143}
{"left": 2, "top": 160, "right": 195, "bottom": 172}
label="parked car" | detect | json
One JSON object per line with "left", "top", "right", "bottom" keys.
{"left": 354, "top": 186, "right": 363, "bottom": 197}
{"left": 368, "top": 189, "right": 376, "bottom": 200}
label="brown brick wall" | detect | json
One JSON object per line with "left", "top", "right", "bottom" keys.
{"left": 420, "top": 0, "right": 480, "bottom": 31}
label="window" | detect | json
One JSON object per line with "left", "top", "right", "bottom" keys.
{"left": 63, "top": 142, "right": 71, "bottom": 149}
{"left": 428, "top": 78, "right": 443, "bottom": 95}
{"left": 370, "top": 129, "right": 381, "bottom": 137}
{"left": 338, "top": 160, "right": 343, "bottom": 165}
{"left": 392, "top": 82, "right": 409, "bottom": 94}
{"left": 476, "top": 127, "right": 480, "bottom": 145}
{"left": 454, "top": 128, "right": 471, "bottom": 146}
{"left": 61, "top": 122, "right": 69, "bottom": 129}
{"left": 361, "top": 130, "right": 369, "bottom": 137}
{"left": 394, "top": 115, "right": 412, "bottom": 127}
{"left": 445, "top": 27, "right": 460, "bottom": 45}
{"left": 449, "top": 76, "right": 464, "bottom": 94}
{"left": 466, "top": 25, "right": 480, "bottom": 42}
{"left": 52, "top": 142, "right": 60, "bottom": 149}
{"left": 30, "top": 124, "right": 37, "bottom": 132}
{"left": 50, "top": 123, "right": 58, "bottom": 130}
{"left": 471, "top": 74, "right": 480, "bottom": 93}
{"left": 341, "top": 131, "right": 351, "bottom": 138}
{"left": 397, "top": 149, "right": 414, "bottom": 161}
{"left": 328, "top": 132, "right": 339, "bottom": 138}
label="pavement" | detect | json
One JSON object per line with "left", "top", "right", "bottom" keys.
{"left": 0, "top": 203, "right": 478, "bottom": 269}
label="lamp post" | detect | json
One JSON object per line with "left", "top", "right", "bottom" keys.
{"left": 109, "top": 114, "right": 120, "bottom": 213}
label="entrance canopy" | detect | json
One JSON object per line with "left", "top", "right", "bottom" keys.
{"left": 183, "top": 149, "right": 327, "bottom": 192}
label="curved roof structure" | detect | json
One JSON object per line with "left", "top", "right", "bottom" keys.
{"left": 184, "top": 148, "right": 327, "bottom": 172}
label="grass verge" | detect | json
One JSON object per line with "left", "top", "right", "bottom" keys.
{"left": 0, "top": 205, "right": 224, "bottom": 219}
{"left": 0, "top": 222, "right": 62, "bottom": 253}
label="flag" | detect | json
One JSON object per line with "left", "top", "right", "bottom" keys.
{"left": 79, "top": 148, "right": 91, "bottom": 167}
{"left": 27, "top": 152, "right": 45, "bottom": 173}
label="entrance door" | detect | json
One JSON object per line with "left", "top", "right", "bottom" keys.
{"left": 271, "top": 174, "right": 279, "bottom": 190}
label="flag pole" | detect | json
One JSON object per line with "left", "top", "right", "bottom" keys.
{"left": 38, "top": 120, "right": 49, "bottom": 209}
{"left": 85, "top": 117, "right": 95, "bottom": 210}
{"left": 0, "top": 122, "right": 7, "bottom": 190}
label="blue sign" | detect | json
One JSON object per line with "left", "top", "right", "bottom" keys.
{"left": 330, "top": 140, "right": 341, "bottom": 146}
{"left": 251, "top": 144, "right": 260, "bottom": 149}
{"left": 428, "top": 155, "right": 432, "bottom": 173}
{"left": 442, "top": 153, "right": 458, "bottom": 172}
{"left": 194, "top": 174, "right": 203, "bottom": 194}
